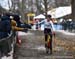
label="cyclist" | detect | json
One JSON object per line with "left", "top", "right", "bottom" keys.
{"left": 44, "top": 15, "right": 55, "bottom": 54}
{"left": 37, "top": 15, "right": 55, "bottom": 54}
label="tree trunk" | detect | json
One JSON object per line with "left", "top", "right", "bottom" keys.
{"left": 11, "top": 0, "right": 15, "bottom": 12}
{"left": 21, "top": 0, "right": 26, "bottom": 22}
{"left": 18, "top": 0, "right": 26, "bottom": 23}
{"left": 8, "top": 0, "right": 11, "bottom": 10}
{"left": 44, "top": 0, "right": 48, "bottom": 18}
{"left": 35, "top": 0, "right": 44, "bottom": 15}
{"left": 71, "top": 0, "right": 75, "bottom": 21}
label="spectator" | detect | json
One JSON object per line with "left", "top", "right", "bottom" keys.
{"left": 0, "top": 15, "right": 11, "bottom": 57}
{"left": 13, "top": 14, "right": 31, "bottom": 29}
{"left": 0, "top": 15, "right": 11, "bottom": 39}
{"left": 35, "top": 19, "right": 40, "bottom": 29}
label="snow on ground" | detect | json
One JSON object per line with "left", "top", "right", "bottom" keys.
{"left": 18, "top": 31, "right": 34, "bottom": 36}
{"left": 31, "top": 46, "right": 46, "bottom": 51}
{"left": 1, "top": 55, "right": 13, "bottom": 59}
{"left": 56, "top": 30, "right": 75, "bottom": 36}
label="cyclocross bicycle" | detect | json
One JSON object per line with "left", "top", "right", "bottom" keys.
{"left": 45, "top": 34, "right": 52, "bottom": 54}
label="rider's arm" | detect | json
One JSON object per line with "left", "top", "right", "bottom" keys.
{"left": 34, "top": 20, "right": 45, "bottom": 25}
{"left": 50, "top": 21, "right": 55, "bottom": 31}
{"left": 50, "top": 21, "right": 56, "bottom": 36}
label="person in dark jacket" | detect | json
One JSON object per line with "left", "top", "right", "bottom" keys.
{"left": 13, "top": 14, "right": 31, "bottom": 29}
{"left": 0, "top": 16, "right": 11, "bottom": 39}
{"left": 0, "top": 15, "right": 11, "bottom": 57}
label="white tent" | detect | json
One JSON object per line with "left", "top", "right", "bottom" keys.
{"left": 47, "top": 6, "right": 71, "bottom": 18}
{"left": 34, "top": 14, "right": 45, "bottom": 19}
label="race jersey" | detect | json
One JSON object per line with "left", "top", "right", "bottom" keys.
{"left": 44, "top": 20, "right": 52, "bottom": 29}
{"left": 38, "top": 19, "right": 55, "bottom": 31}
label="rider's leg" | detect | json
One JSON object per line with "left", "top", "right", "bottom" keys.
{"left": 49, "top": 34, "right": 52, "bottom": 54}
{"left": 45, "top": 34, "right": 48, "bottom": 48}
{"left": 45, "top": 34, "right": 49, "bottom": 53}
{"left": 44, "top": 28, "right": 50, "bottom": 53}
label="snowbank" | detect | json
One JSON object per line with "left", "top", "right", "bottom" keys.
{"left": 18, "top": 31, "right": 34, "bottom": 36}
{"left": 56, "top": 30, "right": 75, "bottom": 36}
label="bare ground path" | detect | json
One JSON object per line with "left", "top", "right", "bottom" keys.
{"left": 14, "top": 30, "right": 75, "bottom": 59}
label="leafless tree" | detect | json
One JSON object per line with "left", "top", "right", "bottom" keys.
{"left": 0, "top": 5, "right": 6, "bottom": 14}
{"left": 35, "top": 0, "right": 44, "bottom": 15}
{"left": 71, "top": 0, "right": 75, "bottom": 21}
{"left": 44, "top": 0, "right": 48, "bottom": 17}
{"left": 11, "top": 0, "right": 26, "bottom": 22}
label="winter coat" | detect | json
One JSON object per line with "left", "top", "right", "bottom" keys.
{"left": 0, "top": 16, "right": 11, "bottom": 39}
